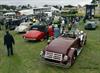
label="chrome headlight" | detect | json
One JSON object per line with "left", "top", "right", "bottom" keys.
{"left": 40, "top": 51, "right": 43, "bottom": 56}
{"left": 63, "top": 55, "right": 68, "bottom": 61}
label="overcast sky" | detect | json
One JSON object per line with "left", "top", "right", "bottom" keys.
{"left": 0, "top": 0, "right": 92, "bottom": 7}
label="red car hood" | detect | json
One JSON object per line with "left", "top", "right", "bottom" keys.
{"left": 45, "top": 37, "right": 76, "bottom": 54}
{"left": 23, "top": 30, "right": 44, "bottom": 38}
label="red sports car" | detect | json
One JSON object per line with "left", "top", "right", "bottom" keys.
{"left": 23, "top": 24, "right": 47, "bottom": 41}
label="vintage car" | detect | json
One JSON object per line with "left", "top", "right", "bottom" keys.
{"left": 15, "top": 21, "right": 32, "bottom": 33}
{"left": 40, "top": 30, "right": 87, "bottom": 68}
{"left": 6, "top": 19, "right": 21, "bottom": 30}
{"left": 23, "top": 24, "right": 47, "bottom": 41}
{"left": 84, "top": 21, "right": 97, "bottom": 30}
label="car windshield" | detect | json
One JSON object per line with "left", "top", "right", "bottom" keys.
{"left": 62, "top": 31, "right": 76, "bottom": 38}
{"left": 30, "top": 24, "right": 46, "bottom": 32}
{"left": 87, "top": 21, "right": 95, "bottom": 25}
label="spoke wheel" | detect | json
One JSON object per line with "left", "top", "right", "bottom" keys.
{"left": 67, "top": 54, "right": 76, "bottom": 68}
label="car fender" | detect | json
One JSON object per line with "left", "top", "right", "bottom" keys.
{"left": 80, "top": 33, "right": 87, "bottom": 46}
{"left": 37, "top": 32, "right": 45, "bottom": 40}
{"left": 68, "top": 48, "right": 76, "bottom": 59}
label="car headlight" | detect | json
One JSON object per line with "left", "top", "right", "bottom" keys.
{"left": 63, "top": 55, "right": 68, "bottom": 61}
{"left": 40, "top": 51, "right": 43, "bottom": 56}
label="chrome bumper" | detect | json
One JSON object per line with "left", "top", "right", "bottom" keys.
{"left": 41, "top": 56, "right": 71, "bottom": 68}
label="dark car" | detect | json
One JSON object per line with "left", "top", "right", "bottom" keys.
{"left": 7, "top": 19, "right": 21, "bottom": 30}
{"left": 84, "top": 21, "right": 97, "bottom": 30}
{"left": 40, "top": 30, "right": 87, "bottom": 68}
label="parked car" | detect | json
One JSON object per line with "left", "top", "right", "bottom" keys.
{"left": 40, "top": 30, "right": 87, "bottom": 68}
{"left": 6, "top": 19, "right": 21, "bottom": 30}
{"left": 23, "top": 24, "right": 47, "bottom": 41}
{"left": 84, "top": 21, "right": 97, "bottom": 30}
{"left": 15, "top": 21, "right": 32, "bottom": 33}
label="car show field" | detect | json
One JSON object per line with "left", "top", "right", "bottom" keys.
{"left": 0, "top": 20, "right": 100, "bottom": 73}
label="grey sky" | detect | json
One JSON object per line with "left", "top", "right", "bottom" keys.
{"left": 0, "top": 0, "right": 92, "bottom": 6}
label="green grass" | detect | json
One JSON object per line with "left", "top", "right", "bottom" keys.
{"left": 0, "top": 20, "right": 100, "bottom": 73}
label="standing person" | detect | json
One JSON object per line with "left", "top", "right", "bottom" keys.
{"left": 48, "top": 24, "right": 54, "bottom": 39}
{"left": 60, "top": 19, "right": 65, "bottom": 34}
{"left": 47, "top": 24, "right": 54, "bottom": 43}
{"left": 45, "top": 25, "right": 49, "bottom": 40}
{"left": 71, "top": 20, "right": 79, "bottom": 34}
{"left": 68, "top": 22, "right": 72, "bottom": 31}
{"left": 4, "top": 31, "right": 15, "bottom": 56}
{"left": 5, "top": 19, "right": 9, "bottom": 30}
{"left": 54, "top": 25, "right": 60, "bottom": 38}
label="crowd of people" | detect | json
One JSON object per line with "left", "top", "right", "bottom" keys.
{"left": 44, "top": 16, "right": 81, "bottom": 43}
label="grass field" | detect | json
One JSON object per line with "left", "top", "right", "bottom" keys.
{"left": 0, "top": 20, "right": 100, "bottom": 73}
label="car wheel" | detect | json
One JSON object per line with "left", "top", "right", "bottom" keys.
{"left": 71, "top": 54, "right": 76, "bottom": 65}
{"left": 67, "top": 54, "right": 76, "bottom": 68}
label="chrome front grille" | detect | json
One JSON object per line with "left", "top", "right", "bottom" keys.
{"left": 44, "top": 51, "right": 62, "bottom": 61}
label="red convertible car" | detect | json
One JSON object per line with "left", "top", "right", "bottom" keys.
{"left": 23, "top": 24, "right": 47, "bottom": 41}
{"left": 40, "top": 30, "right": 87, "bottom": 68}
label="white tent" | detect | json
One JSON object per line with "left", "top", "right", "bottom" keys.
{"left": 3, "top": 12, "right": 16, "bottom": 16}
{"left": 44, "top": 12, "right": 52, "bottom": 17}
{"left": 18, "top": 9, "right": 33, "bottom": 15}
{"left": 51, "top": 7, "right": 60, "bottom": 12}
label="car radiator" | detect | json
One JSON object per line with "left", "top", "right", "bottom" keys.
{"left": 44, "top": 51, "right": 62, "bottom": 61}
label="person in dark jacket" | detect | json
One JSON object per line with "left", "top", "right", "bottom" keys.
{"left": 4, "top": 31, "right": 15, "bottom": 56}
